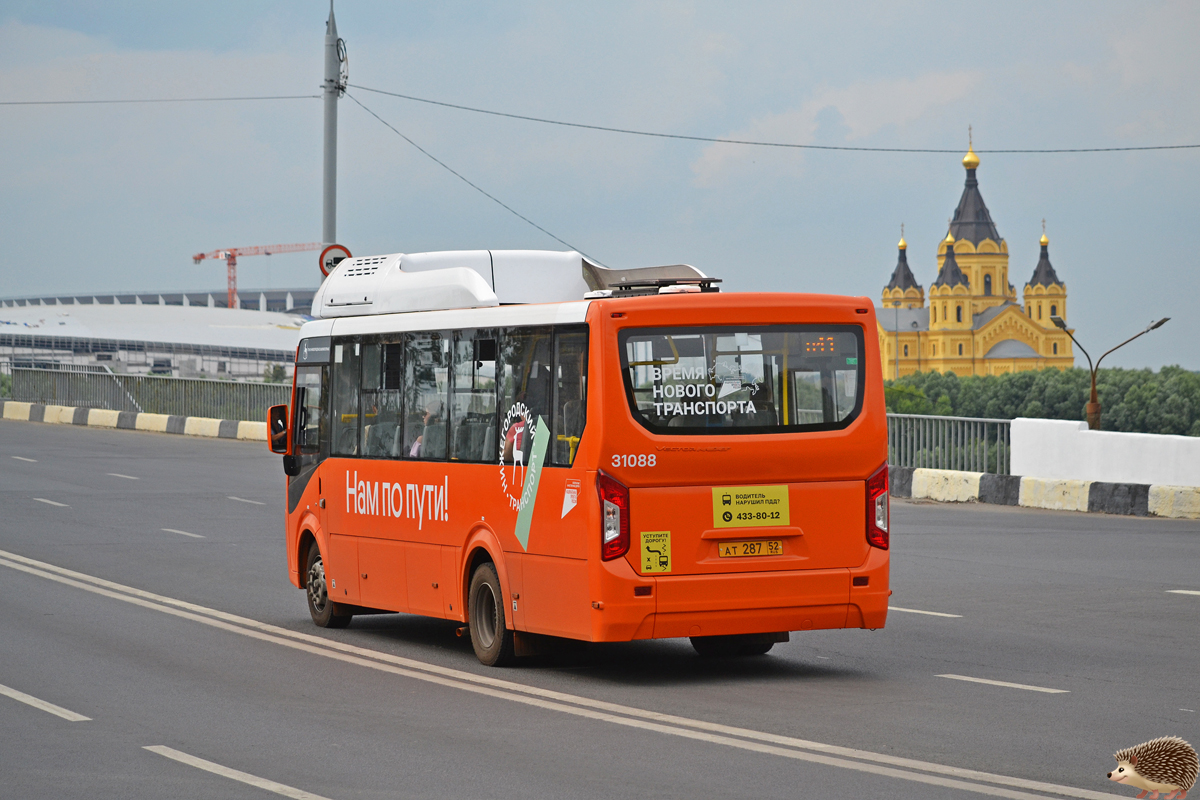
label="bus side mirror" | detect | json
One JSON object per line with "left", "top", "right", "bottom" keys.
{"left": 282, "top": 455, "right": 301, "bottom": 477}
{"left": 268, "top": 404, "right": 289, "bottom": 454}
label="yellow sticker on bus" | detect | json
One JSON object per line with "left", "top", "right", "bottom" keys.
{"left": 712, "top": 485, "right": 790, "bottom": 528}
{"left": 640, "top": 531, "right": 671, "bottom": 573}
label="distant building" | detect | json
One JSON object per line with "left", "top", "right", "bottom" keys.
{"left": 877, "top": 144, "right": 1074, "bottom": 379}
{"left": 0, "top": 300, "right": 308, "bottom": 379}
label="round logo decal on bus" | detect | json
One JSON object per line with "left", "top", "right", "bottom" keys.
{"left": 499, "top": 403, "right": 537, "bottom": 511}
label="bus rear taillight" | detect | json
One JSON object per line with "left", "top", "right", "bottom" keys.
{"left": 597, "top": 471, "right": 630, "bottom": 560}
{"left": 866, "top": 465, "right": 889, "bottom": 550}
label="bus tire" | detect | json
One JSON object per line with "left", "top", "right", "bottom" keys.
{"left": 690, "top": 634, "right": 774, "bottom": 658}
{"left": 468, "top": 562, "right": 515, "bottom": 667}
{"left": 306, "top": 542, "right": 352, "bottom": 629}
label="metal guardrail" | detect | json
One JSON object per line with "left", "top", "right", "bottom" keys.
{"left": 887, "top": 413, "right": 1012, "bottom": 475}
{"left": 11, "top": 365, "right": 289, "bottom": 422}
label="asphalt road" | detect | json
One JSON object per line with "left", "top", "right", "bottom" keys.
{"left": 1, "top": 420, "right": 1197, "bottom": 800}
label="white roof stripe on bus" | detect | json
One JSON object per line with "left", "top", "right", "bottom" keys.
{"left": 301, "top": 301, "right": 591, "bottom": 340}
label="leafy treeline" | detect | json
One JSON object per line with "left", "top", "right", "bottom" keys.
{"left": 884, "top": 367, "right": 1200, "bottom": 436}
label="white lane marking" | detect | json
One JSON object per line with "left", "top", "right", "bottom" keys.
{"left": 227, "top": 496, "right": 265, "bottom": 505}
{"left": 0, "top": 682, "right": 90, "bottom": 721}
{"left": 11, "top": 456, "right": 37, "bottom": 463}
{"left": 106, "top": 473, "right": 139, "bottom": 480}
{"left": 1182, "top": 709, "right": 1196, "bottom": 713}
{"left": 33, "top": 498, "right": 69, "bottom": 508}
{"left": 145, "top": 746, "right": 332, "bottom": 800}
{"left": 0, "top": 550, "right": 1120, "bottom": 800}
{"left": 890, "top": 606, "right": 963, "bottom": 618}
{"left": 938, "top": 674, "right": 1069, "bottom": 694}
{"left": 162, "top": 528, "right": 205, "bottom": 539}
{"left": 1167, "top": 590, "right": 1200, "bottom": 596}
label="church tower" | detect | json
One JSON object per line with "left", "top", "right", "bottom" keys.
{"left": 937, "top": 141, "right": 1015, "bottom": 314}
{"left": 881, "top": 233, "right": 924, "bottom": 309}
{"left": 1023, "top": 226, "right": 1067, "bottom": 326}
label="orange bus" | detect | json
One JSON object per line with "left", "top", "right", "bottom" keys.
{"left": 269, "top": 250, "right": 889, "bottom": 665}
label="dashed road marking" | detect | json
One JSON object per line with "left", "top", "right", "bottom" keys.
{"left": 106, "top": 473, "right": 139, "bottom": 480}
{"left": 1, "top": 548, "right": 1117, "bottom": 800}
{"left": 145, "top": 746, "right": 332, "bottom": 800}
{"left": 162, "top": 528, "right": 205, "bottom": 539}
{"left": 937, "top": 674, "right": 1069, "bottom": 694}
{"left": 890, "top": 606, "right": 963, "bottom": 618}
{"left": 228, "top": 496, "right": 265, "bottom": 505}
{"left": 33, "top": 498, "right": 69, "bottom": 508}
{"left": 1167, "top": 590, "right": 1200, "bottom": 596}
{"left": 11, "top": 456, "right": 37, "bottom": 463}
{"left": 0, "top": 682, "right": 90, "bottom": 721}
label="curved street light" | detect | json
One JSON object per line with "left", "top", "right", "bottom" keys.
{"left": 1050, "top": 315, "right": 1169, "bottom": 430}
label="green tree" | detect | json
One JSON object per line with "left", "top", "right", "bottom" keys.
{"left": 884, "top": 366, "right": 1200, "bottom": 436}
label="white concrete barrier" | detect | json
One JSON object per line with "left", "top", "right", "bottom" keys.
{"left": 912, "top": 468, "right": 982, "bottom": 503}
{"left": 1011, "top": 418, "right": 1200, "bottom": 488}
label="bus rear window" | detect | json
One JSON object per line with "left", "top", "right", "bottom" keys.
{"left": 621, "top": 325, "right": 864, "bottom": 434}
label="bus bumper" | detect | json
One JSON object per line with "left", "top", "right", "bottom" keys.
{"left": 591, "top": 546, "right": 888, "bottom": 641}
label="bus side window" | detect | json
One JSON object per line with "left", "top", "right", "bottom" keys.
{"left": 403, "top": 332, "right": 449, "bottom": 459}
{"left": 499, "top": 327, "right": 553, "bottom": 468}
{"left": 295, "top": 365, "right": 327, "bottom": 457}
{"left": 450, "top": 330, "right": 497, "bottom": 463}
{"left": 361, "top": 340, "right": 404, "bottom": 458}
{"left": 551, "top": 329, "right": 588, "bottom": 465}
{"left": 331, "top": 340, "right": 362, "bottom": 456}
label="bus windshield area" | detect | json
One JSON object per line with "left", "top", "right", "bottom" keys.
{"left": 621, "top": 325, "right": 863, "bottom": 434}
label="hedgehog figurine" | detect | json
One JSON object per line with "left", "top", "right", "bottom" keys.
{"left": 1108, "top": 737, "right": 1198, "bottom": 799}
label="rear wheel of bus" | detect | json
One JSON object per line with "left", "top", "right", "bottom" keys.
{"left": 468, "top": 562, "right": 515, "bottom": 666}
{"left": 306, "top": 542, "right": 352, "bottom": 629}
{"left": 690, "top": 633, "right": 779, "bottom": 658}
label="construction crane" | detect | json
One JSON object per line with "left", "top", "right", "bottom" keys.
{"left": 192, "top": 242, "right": 325, "bottom": 309}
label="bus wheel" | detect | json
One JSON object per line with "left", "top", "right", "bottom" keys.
{"left": 306, "top": 543, "right": 351, "bottom": 629}
{"left": 468, "top": 562, "right": 515, "bottom": 667}
{"left": 690, "top": 634, "right": 775, "bottom": 658}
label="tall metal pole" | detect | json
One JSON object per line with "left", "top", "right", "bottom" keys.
{"left": 322, "top": 2, "right": 341, "bottom": 245}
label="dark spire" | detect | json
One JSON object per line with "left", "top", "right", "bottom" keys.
{"left": 933, "top": 233, "right": 970, "bottom": 288}
{"left": 949, "top": 143, "right": 1002, "bottom": 245}
{"left": 885, "top": 235, "right": 922, "bottom": 292}
{"left": 1028, "top": 229, "right": 1062, "bottom": 287}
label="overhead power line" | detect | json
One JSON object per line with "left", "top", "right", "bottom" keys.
{"left": 349, "top": 83, "right": 1200, "bottom": 155}
{"left": 344, "top": 91, "right": 601, "bottom": 264}
{"left": 0, "top": 95, "right": 319, "bottom": 106}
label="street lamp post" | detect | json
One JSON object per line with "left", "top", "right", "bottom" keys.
{"left": 1050, "top": 315, "right": 1169, "bottom": 430}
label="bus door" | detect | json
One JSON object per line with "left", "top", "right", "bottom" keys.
{"left": 289, "top": 359, "right": 329, "bottom": 582}
{"left": 356, "top": 338, "right": 409, "bottom": 612}
{"left": 326, "top": 339, "right": 363, "bottom": 605}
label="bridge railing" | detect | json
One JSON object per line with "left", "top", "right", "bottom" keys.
{"left": 11, "top": 365, "right": 289, "bottom": 422}
{"left": 887, "top": 413, "right": 1012, "bottom": 475}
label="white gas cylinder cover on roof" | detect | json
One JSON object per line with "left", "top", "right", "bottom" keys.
{"left": 310, "top": 249, "right": 593, "bottom": 318}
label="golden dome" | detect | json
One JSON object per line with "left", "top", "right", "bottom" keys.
{"left": 962, "top": 144, "right": 979, "bottom": 170}
{"left": 944, "top": 230, "right": 955, "bottom": 245}
{"left": 1040, "top": 232, "right": 1049, "bottom": 246}
{"left": 898, "top": 236, "right": 907, "bottom": 250}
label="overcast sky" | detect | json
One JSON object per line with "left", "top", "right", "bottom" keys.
{"left": 1, "top": 1, "right": 1196, "bottom": 369}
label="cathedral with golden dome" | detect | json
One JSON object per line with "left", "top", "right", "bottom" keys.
{"left": 877, "top": 142, "right": 1075, "bottom": 378}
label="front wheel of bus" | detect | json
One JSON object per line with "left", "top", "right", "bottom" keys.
{"left": 306, "top": 543, "right": 351, "bottom": 629}
{"left": 468, "top": 562, "right": 515, "bottom": 667}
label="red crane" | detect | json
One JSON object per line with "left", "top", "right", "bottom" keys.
{"left": 192, "top": 242, "right": 325, "bottom": 308}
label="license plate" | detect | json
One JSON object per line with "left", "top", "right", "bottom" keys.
{"left": 718, "top": 540, "right": 783, "bottom": 558}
